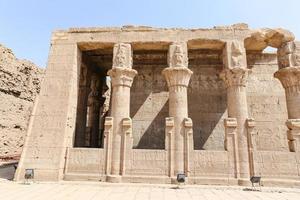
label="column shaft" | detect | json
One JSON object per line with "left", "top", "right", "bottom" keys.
{"left": 169, "top": 86, "right": 188, "bottom": 174}
{"left": 110, "top": 85, "right": 130, "bottom": 174}
{"left": 285, "top": 89, "right": 300, "bottom": 119}
{"left": 227, "top": 85, "right": 249, "bottom": 178}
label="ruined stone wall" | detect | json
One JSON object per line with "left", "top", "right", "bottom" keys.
{"left": 247, "top": 53, "right": 288, "bottom": 151}
{"left": 0, "top": 44, "right": 44, "bottom": 158}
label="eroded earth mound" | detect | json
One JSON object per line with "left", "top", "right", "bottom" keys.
{"left": 0, "top": 44, "right": 44, "bottom": 158}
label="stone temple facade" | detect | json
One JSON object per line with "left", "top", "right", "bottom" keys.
{"left": 14, "top": 24, "right": 300, "bottom": 186}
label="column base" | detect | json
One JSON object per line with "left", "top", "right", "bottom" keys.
{"left": 106, "top": 175, "right": 122, "bottom": 183}
{"left": 237, "top": 178, "right": 252, "bottom": 186}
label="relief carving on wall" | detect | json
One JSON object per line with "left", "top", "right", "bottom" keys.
{"left": 87, "top": 74, "right": 101, "bottom": 113}
{"left": 113, "top": 43, "right": 132, "bottom": 68}
{"left": 231, "top": 41, "right": 244, "bottom": 68}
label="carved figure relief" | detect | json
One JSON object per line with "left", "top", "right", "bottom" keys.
{"left": 113, "top": 43, "right": 132, "bottom": 68}
{"left": 169, "top": 43, "right": 188, "bottom": 68}
{"left": 230, "top": 41, "right": 244, "bottom": 68}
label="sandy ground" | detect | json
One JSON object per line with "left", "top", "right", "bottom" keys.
{"left": 0, "top": 179, "right": 300, "bottom": 200}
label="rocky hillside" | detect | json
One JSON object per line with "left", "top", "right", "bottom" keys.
{"left": 0, "top": 44, "right": 44, "bottom": 158}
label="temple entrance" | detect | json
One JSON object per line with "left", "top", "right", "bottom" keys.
{"left": 74, "top": 46, "right": 113, "bottom": 148}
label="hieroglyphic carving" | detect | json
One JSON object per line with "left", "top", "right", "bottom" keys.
{"left": 277, "top": 41, "right": 300, "bottom": 69}
{"left": 112, "top": 43, "right": 132, "bottom": 68}
{"left": 168, "top": 42, "right": 188, "bottom": 68}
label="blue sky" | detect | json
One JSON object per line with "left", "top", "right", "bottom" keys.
{"left": 0, "top": 0, "right": 299, "bottom": 67}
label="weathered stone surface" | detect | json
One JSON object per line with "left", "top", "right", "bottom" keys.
{"left": 0, "top": 44, "right": 44, "bottom": 158}
{"left": 10, "top": 25, "right": 300, "bottom": 187}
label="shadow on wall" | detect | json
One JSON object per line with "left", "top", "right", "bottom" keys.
{"left": 188, "top": 66, "right": 227, "bottom": 150}
{"left": 0, "top": 162, "right": 18, "bottom": 180}
{"left": 130, "top": 65, "right": 169, "bottom": 149}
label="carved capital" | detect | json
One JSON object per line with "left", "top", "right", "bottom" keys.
{"left": 277, "top": 41, "right": 300, "bottom": 69}
{"left": 122, "top": 117, "right": 132, "bottom": 135}
{"left": 224, "top": 118, "right": 237, "bottom": 128}
{"left": 162, "top": 67, "right": 193, "bottom": 89}
{"left": 107, "top": 67, "right": 137, "bottom": 87}
{"left": 246, "top": 118, "right": 255, "bottom": 128}
{"left": 223, "top": 40, "right": 247, "bottom": 69}
{"left": 184, "top": 118, "right": 193, "bottom": 136}
{"left": 274, "top": 67, "right": 300, "bottom": 94}
{"left": 113, "top": 43, "right": 132, "bottom": 68}
{"left": 220, "top": 68, "right": 249, "bottom": 87}
{"left": 184, "top": 118, "right": 193, "bottom": 128}
{"left": 286, "top": 119, "right": 300, "bottom": 152}
{"left": 168, "top": 42, "right": 188, "bottom": 68}
{"left": 166, "top": 117, "right": 175, "bottom": 127}
{"left": 286, "top": 119, "right": 300, "bottom": 130}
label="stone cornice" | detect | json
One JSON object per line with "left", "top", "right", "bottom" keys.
{"left": 107, "top": 67, "right": 137, "bottom": 87}
{"left": 220, "top": 67, "right": 249, "bottom": 88}
{"left": 162, "top": 67, "right": 193, "bottom": 88}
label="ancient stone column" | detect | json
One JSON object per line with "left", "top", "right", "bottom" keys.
{"left": 107, "top": 43, "right": 137, "bottom": 181}
{"left": 274, "top": 41, "right": 300, "bottom": 152}
{"left": 220, "top": 40, "right": 250, "bottom": 182}
{"left": 162, "top": 42, "right": 193, "bottom": 178}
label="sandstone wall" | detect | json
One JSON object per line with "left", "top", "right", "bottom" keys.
{"left": 131, "top": 64, "right": 168, "bottom": 149}
{"left": 130, "top": 50, "right": 227, "bottom": 150}
{"left": 130, "top": 51, "right": 289, "bottom": 151}
{"left": 247, "top": 53, "right": 288, "bottom": 151}
{"left": 0, "top": 44, "right": 44, "bottom": 158}
{"left": 188, "top": 50, "right": 226, "bottom": 150}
